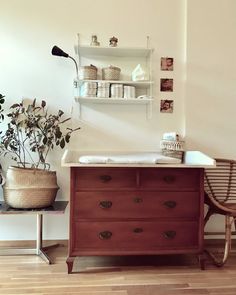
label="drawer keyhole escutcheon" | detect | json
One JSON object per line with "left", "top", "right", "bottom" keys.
{"left": 163, "top": 200, "right": 177, "bottom": 209}
{"left": 133, "top": 228, "right": 143, "bottom": 233}
{"left": 134, "top": 197, "right": 143, "bottom": 203}
{"left": 163, "top": 175, "right": 175, "bottom": 183}
{"left": 99, "top": 200, "right": 113, "bottom": 209}
{"left": 100, "top": 175, "right": 112, "bottom": 182}
{"left": 163, "top": 230, "right": 176, "bottom": 239}
{"left": 99, "top": 231, "right": 112, "bottom": 240}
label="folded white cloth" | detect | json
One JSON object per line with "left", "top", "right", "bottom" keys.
{"left": 97, "top": 82, "right": 110, "bottom": 88}
{"left": 81, "top": 82, "right": 97, "bottom": 89}
{"left": 80, "top": 94, "right": 96, "bottom": 98}
{"left": 97, "top": 89, "right": 110, "bottom": 98}
{"left": 111, "top": 84, "right": 123, "bottom": 98}
{"left": 124, "top": 86, "right": 136, "bottom": 98}
{"left": 80, "top": 89, "right": 97, "bottom": 97}
{"left": 78, "top": 153, "right": 182, "bottom": 164}
{"left": 107, "top": 154, "right": 156, "bottom": 164}
{"left": 79, "top": 155, "right": 108, "bottom": 164}
{"left": 97, "top": 89, "right": 110, "bottom": 93}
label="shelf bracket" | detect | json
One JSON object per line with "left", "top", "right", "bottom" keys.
{"left": 146, "top": 100, "right": 153, "bottom": 120}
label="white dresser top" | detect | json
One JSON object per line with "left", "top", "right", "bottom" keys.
{"left": 61, "top": 150, "right": 215, "bottom": 168}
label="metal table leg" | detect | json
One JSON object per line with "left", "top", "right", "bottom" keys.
{"left": 36, "top": 214, "right": 60, "bottom": 264}
{"left": 0, "top": 214, "right": 60, "bottom": 264}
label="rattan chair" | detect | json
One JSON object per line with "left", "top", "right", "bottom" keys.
{"left": 204, "top": 158, "right": 236, "bottom": 266}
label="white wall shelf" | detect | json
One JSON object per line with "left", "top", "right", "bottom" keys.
{"left": 75, "top": 38, "right": 154, "bottom": 119}
{"left": 77, "top": 45, "right": 153, "bottom": 58}
{"left": 75, "top": 96, "right": 153, "bottom": 104}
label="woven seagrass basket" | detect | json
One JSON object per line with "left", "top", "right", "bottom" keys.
{"left": 102, "top": 65, "right": 121, "bottom": 80}
{"left": 3, "top": 166, "right": 59, "bottom": 209}
{"left": 79, "top": 65, "right": 97, "bottom": 80}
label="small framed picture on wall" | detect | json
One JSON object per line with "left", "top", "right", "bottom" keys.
{"left": 160, "top": 78, "right": 173, "bottom": 92}
{"left": 161, "top": 57, "right": 174, "bottom": 71}
{"left": 160, "top": 100, "right": 174, "bottom": 113}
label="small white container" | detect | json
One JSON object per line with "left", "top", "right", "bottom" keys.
{"left": 97, "top": 82, "right": 110, "bottom": 98}
{"left": 111, "top": 84, "right": 123, "bottom": 98}
{"left": 81, "top": 81, "right": 97, "bottom": 89}
{"left": 124, "top": 86, "right": 136, "bottom": 98}
{"left": 80, "top": 81, "right": 97, "bottom": 97}
{"left": 97, "top": 82, "right": 110, "bottom": 88}
{"left": 97, "top": 89, "right": 110, "bottom": 98}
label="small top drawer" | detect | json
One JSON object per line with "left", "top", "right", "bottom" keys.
{"left": 140, "top": 168, "right": 200, "bottom": 191}
{"left": 73, "top": 167, "right": 137, "bottom": 190}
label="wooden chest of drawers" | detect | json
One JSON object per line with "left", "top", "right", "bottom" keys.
{"left": 67, "top": 167, "right": 204, "bottom": 273}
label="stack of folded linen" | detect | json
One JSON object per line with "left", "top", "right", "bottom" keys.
{"left": 78, "top": 152, "right": 182, "bottom": 164}
{"left": 111, "top": 84, "right": 123, "bottom": 98}
{"left": 97, "top": 82, "right": 110, "bottom": 98}
{"left": 160, "top": 132, "right": 185, "bottom": 162}
{"left": 80, "top": 82, "right": 97, "bottom": 97}
{"left": 123, "top": 86, "right": 136, "bottom": 98}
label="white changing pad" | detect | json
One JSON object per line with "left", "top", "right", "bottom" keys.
{"left": 78, "top": 153, "right": 182, "bottom": 164}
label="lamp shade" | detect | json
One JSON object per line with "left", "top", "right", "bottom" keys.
{"left": 51, "top": 46, "right": 69, "bottom": 58}
{"left": 51, "top": 45, "right": 79, "bottom": 80}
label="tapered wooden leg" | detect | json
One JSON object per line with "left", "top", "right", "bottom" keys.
{"left": 198, "top": 253, "right": 206, "bottom": 270}
{"left": 66, "top": 256, "right": 76, "bottom": 274}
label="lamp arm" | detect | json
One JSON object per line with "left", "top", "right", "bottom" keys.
{"left": 68, "top": 56, "right": 79, "bottom": 79}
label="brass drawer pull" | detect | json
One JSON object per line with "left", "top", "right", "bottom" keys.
{"left": 99, "top": 231, "right": 112, "bottom": 240}
{"left": 163, "top": 200, "right": 177, "bottom": 209}
{"left": 163, "top": 175, "right": 175, "bottom": 183}
{"left": 134, "top": 197, "right": 143, "bottom": 203}
{"left": 100, "top": 175, "right": 112, "bottom": 182}
{"left": 133, "top": 228, "right": 143, "bottom": 233}
{"left": 163, "top": 230, "right": 176, "bottom": 239}
{"left": 99, "top": 200, "right": 112, "bottom": 209}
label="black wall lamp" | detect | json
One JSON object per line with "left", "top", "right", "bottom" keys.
{"left": 51, "top": 46, "right": 78, "bottom": 79}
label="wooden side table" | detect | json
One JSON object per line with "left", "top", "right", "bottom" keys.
{"left": 0, "top": 201, "right": 68, "bottom": 264}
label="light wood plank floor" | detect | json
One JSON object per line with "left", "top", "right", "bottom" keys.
{"left": 1, "top": 241, "right": 236, "bottom": 295}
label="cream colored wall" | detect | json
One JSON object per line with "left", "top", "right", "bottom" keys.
{"left": 2, "top": 0, "right": 235, "bottom": 240}
{"left": 186, "top": 0, "right": 236, "bottom": 158}
{"left": 186, "top": 0, "right": 236, "bottom": 232}
{"left": 0, "top": 0, "right": 186, "bottom": 240}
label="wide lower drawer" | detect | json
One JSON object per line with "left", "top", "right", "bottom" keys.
{"left": 73, "top": 167, "right": 137, "bottom": 190}
{"left": 73, "top": 191, "right": 200, "bottom": 219}
{"left": 71, "top": 221, "right": 199, "bottom": 252}
{"left": 140, "top": 168, "right": 201, "bottom": 191}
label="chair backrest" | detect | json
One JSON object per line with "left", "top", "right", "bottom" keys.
{"left": 204, "top": 158, "right": 236, "bottom": 207}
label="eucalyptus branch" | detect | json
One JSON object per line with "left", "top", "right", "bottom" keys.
{"left": 32, "top": 130, "right": 42, "bottom": 168}
{"left": 19, "top": 129, "right": 26, "bottom": 165}
{"left": 11, "top": 133, "right": 25, "bottom": 167}
{"left": 3, "top": 146, "right": 22, "bottom": 167}
{"left": 22, "top": 144, "right": 36, "bottom": 167}
{"left": 15, "top": 126, "right": 23, "bottom": 165}
{"left": 44, "top": 143, "right": 52, "bottom": 166}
